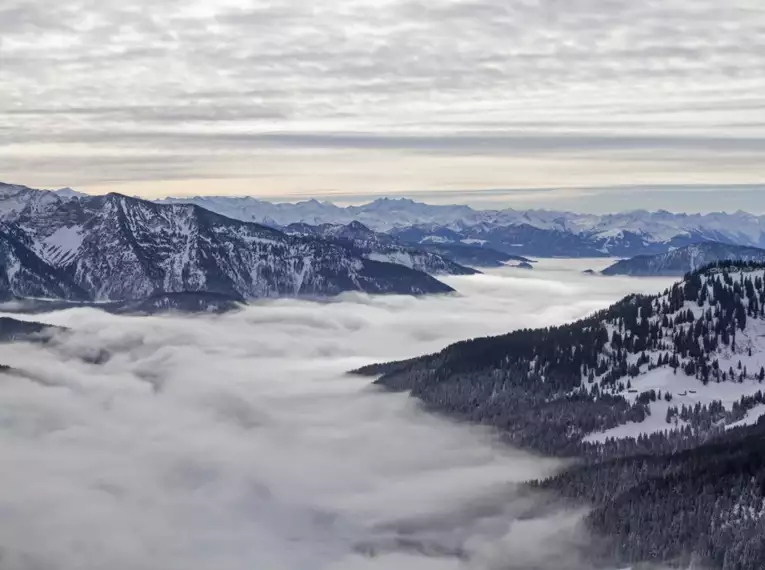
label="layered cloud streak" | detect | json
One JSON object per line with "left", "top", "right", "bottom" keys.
{"left": 1, "top": 0, "right": 763, "bottom": 197}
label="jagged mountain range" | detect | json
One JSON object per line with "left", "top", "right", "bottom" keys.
{"left": 156, "top": 193, "right": 765, "bottom": 257}
{"left": 9, "top": 183, "right": 765, "bottom": 258}
{"left": 353, "top": 261, "right": 765, "bottom": 569}
{"left": 602, "top": 241, "right": 765, "bottom": 276}
{"left": 0, "top": 182, "right": 469, "bottom": 304}
{"left": 158, "top": 195, "right": 479, "bottom": 231}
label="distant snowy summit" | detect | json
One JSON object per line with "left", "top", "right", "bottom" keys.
{"left": 602, "top": 242, "right": 765, "bottom": 276}
{"left": 54, "top": 187, "right": 88, "bottom": 199}
{"left": 158, "top": 194, "right": 479, "bottom": 232}
{"left": 156, "top": 193, "right": 765, "bottom": 258}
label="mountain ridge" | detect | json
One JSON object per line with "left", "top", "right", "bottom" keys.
{"left": 7, "top": 182, "right": 765, "bottom": 258}
{"left": 0, "top": 185, "right": 457, "bottom": 302}
{"left": 154, "top": 191, "right": 765, "bottom": 257}
{"left": 602, "top": 241, "right": 765, "bottom": 276}
{"left": 155, "top": 192, "right": 765, "bottom": 243}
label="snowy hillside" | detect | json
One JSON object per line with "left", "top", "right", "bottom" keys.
{"left": 0, "top": 223, "right": 88, "bottom": 301}
{"left": 602, "top": 242, "right": 765, "bottom": 276}
{"left": 353, "top": 261, "right": 765, "bottom": 568}
{"left": 355, "top": 261, "right": 765, "bottom": 453}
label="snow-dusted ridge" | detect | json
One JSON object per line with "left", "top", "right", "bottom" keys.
{"left": 602, "top": 241, "right": 765, "bottom": 276}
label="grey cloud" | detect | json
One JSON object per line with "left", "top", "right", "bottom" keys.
{"left": 0, "top": 154, "right": 261, "bottom": 186}
{"left": 0, "top": 5, "right": 65, "bottom": 33}
{"left": 1, "top": 0, "right": 763, "bottom": 199}
{"left": 215, "top": 131, "right": 765, "bottom": 154}
{"left": 5, "top": 104, "right": 289, "bottom": 122}
{"left": 4, "top": 129, "right": 762, "bottom": 154}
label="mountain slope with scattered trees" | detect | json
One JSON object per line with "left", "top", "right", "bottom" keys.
{"left": 353, "top": 261, "right": 765, "bottom": 569}
{"left": 535, "top": 421, "right": 765, "bottom": 570}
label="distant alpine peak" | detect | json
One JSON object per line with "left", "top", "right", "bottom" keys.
{"left": 368, "top": 197, "right": 419, "bottom": 207}
{"left": 55, "top": 187, "right": 87, "bottom": 198}
{"left": 345, "top": 220, "right": 371, "bottom": 231}
{"left": 151, "top": 194, "right": 765, "bottom": 246}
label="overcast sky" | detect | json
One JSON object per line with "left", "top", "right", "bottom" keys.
{"left": 1, "top": 0, "right": 763, "bottom": 210}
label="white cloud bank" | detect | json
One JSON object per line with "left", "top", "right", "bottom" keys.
{"left": 0, "top": 260, "right": 676, "bottom": 569}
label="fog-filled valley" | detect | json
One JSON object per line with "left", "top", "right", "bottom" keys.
{"left": 0, "top": 260, "right": 675, "bottom": 570}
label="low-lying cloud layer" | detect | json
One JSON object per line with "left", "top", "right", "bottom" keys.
{"left": 0, "top": 260, "right": 675, "bottom": 569}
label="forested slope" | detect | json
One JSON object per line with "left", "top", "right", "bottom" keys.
{"left": 353, "top": 261, "right": 765, "bottom": 569}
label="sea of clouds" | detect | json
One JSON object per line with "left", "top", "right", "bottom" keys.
{"left": 0, "top": 260, "right": 675, "bottom": 570}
